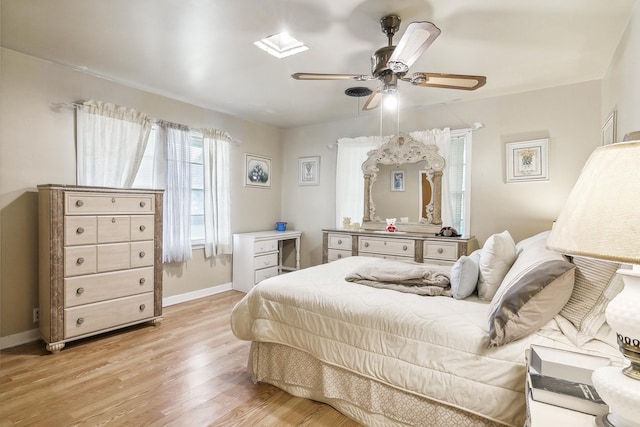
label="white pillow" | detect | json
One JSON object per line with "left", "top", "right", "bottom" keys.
{"left": 515, "top": 230, "right": 551, "bottom": 255}
{"left": 450, "top": 249, "right": 481, "bottom": 299}
{"left": 477, "top": 231, "right": 517, "bottom": 301}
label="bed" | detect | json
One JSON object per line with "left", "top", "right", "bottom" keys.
{"left": 230, "top": 231, "right": 623, "bottom": 426}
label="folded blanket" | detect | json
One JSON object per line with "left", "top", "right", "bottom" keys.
{"left": 345, "top": 259, "right": 452, "bottom": 296}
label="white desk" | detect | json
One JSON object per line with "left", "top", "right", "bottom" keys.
{"left": 232, "top": 230, "right": 302, "bottom": 293}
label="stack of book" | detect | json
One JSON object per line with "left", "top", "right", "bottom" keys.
{"left": 526, "top": 345, "right": 611, "bottom": 417}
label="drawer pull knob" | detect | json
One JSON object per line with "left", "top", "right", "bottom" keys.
{"left": 139, "top": 251, "right": 146, "bottom": 258}
{"left": 139, "top": 278, "right": 146, "bottom": 285}
{"left": 76, "top": 287, "right": 84, "bottom": 295}
{"left": 438, "top": 248, "right": 444, "bottom": 254}
{"left": 337, "top": 239, "right": 342, "bottom": 244}
{"left": 75, "top": 200, "right": 84, "bottom": 207}
{"left": 76, "top": 257, "right": 85, "bottom": 265}
{"left": 139, "top": 225, "right": 146, "bottom": 232}
{"left": 139, "top": 304, "right": 146, "bottom": 311}
{"left": 140, "top": 201, "right": 146, "bottom": 208}
{"left": 337, "top": 254, "right": 342, "bottom": 259}
{"left": 111, "top": 217, "right": 116, "bottom": 223}
{"left": 76, "top": 227, "right": 84, "bottom": 234}
{"left": 364, "top": 242, "right": 370, "bottom": 248}
{"left": 76, "top": 317, "right": 84, "bottom": 325}
{"left": 403, "top": 245, "right": 408, "bottom": 251}
{"left": 111, "top": 197, "right": 116, "bottom": 203}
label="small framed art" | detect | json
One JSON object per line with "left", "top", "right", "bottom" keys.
{"left": 391, "top": 169, "right": 405, "bottom": 191}
{"left": 299, "top": 156, "right": 320, "bottom": 186}
{"left": 505, "top": 139, "right": 549, "bottom": 183}
{"left": 245, "top": 153, "right": 271, "bottom": 188}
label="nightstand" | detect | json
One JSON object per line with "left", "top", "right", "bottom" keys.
{"left": 525, "top": 387, "right": 596, "bottom": 427}
{"left": 525, "top": 348, "right": 602, "bottom": 426}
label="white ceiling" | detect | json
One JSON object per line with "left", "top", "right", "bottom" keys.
{"left": 1, "top": 0, "right": 636, "bottom": 128}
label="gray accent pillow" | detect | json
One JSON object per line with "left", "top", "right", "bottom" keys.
{"left": 451, "top": 249, "right": 481, "bottom": 299}
{"left": 487, "top": 235, "right": 576, "bottom": 348}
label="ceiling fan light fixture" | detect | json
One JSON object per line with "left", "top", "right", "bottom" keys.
{"left": 254, "top": 32, "right": 308, "bottom": 59}
{"left": 410, "top": 73, "right": 427, "bottom": 85}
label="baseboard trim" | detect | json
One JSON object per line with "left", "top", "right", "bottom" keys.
{"left": 162, "top": 282, "right": 233, "bottom": 307}
{"left": 0, "top": 328, "right": 40, "bottom": 350}
{"left": 0, "top": 283, "right": 233, "bottom": 350}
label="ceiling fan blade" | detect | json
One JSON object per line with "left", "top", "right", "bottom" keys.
{"left": 291, "top": 72, "right": 374, "bottom": 81}
{"left": 387, "top": 22, "right": 441, "bottom": 73}
{"left": 362, "top": 91, "right": 382, "bottom": 111}
{"left": 403, "top": 73, "right": 487, "bottom": 90}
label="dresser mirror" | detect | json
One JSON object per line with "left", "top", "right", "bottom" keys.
{"left": 362, "top": 134, "right": 445, "bottom": 233}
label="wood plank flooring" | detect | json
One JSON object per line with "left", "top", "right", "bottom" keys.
{"left": 0, "top": 291, "right": 360, "bottom": 426}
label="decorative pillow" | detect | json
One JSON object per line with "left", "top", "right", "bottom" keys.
{"left": 515, "top": 230, "right": 551, "bottom": 255}
{"left": 488, "top": 239, "right": 575, "bottom": 347}
{"left": 477, "top": 231, "right": 517, "bottom": 300}
{"left": 451, "top": 249, "right": 481, "bottom": 299}
{"left": 555, "top": 257, "right": 624, "bottom": 346}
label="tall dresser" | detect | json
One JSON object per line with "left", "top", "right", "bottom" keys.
{"left": 38, "top": 185, "right": 164, "bottom": 353}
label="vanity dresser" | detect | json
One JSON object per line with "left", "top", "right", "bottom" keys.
{"left": 38, "top": 184, "right": 164, "bottom": 353}
{"left": 323, "top": 229, "right": 477, "bottom": 264}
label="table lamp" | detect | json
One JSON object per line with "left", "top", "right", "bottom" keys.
{"left": 547, "top": 139, "right": 640, "bottom": 427}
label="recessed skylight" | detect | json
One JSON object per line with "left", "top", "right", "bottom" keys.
{"left": 254, "top": 32, "right": 308, "bottom": 59}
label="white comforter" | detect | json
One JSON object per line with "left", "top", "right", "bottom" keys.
{"left": 231, "top": 256, "right": 620, "bottom": 426}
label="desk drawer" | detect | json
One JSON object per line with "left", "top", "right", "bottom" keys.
{"left": 64, "top": 293, "right": 154, "bottom": 338}
{"left": 359, "top": 237, "right": 415, "bottom": 257}
{"left": 424, "top": 241, "right": 458, "bottom": 261}
{"left": 255, "top": 266, "right": 278, "bottom": 284}
{"left": 255, "top": 253, "right": 278, "bottom": 270}
{"left": 254, "top": 240, "right": 278, "bottom": 255}
{"left": 328, "top": 233, "right": 352, "bottom": 250}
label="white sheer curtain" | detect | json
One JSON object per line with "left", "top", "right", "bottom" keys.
{"left": 410, "top": 128, "right": 453, "bottom": 226}
{"left": 156, "top": 120, "right": 192, "bottom": 263}
{"left": 335, "top": 136, "right": 387, "bottom": 227}
{"left": 202, "top": 129, "right": 232, "bottom": 258}
{"left": 76, "top": 100, "right": 152, "bottom": 187}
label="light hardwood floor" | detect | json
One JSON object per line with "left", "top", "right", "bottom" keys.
{"left": 0, "top": 291, "right": 360, "bottom": 426}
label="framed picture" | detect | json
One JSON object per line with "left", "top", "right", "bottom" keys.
{"left": 391, "top": 169, "right": 405, "bottom": 191}
{"left": 299, "top": 156, "right": 320, "bottom": 185}
{"left": 602, "top": 110, "right": 617, "bottom": 145}
{"left": 245, "top": 153, "right": 271, "bottom": 188}
{"left": 505, "top": 139, "right": 549, "bottom": 183}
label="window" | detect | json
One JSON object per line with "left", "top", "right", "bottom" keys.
{"left": 133, "top": 126, "right": 205, "bottom": 244}
{"left": 448, "top": 130, "right": 472, "bottom": 235}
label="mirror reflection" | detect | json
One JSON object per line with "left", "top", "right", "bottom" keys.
{"left": 362, "top": 134, "right": 444, "bottom": 233}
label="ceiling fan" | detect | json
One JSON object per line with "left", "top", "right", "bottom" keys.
{"left": 292, "top": 15, "right": 486, "bottom": 110}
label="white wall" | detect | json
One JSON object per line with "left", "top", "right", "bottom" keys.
{"left": 602, "top": 1, "right": 640, "bottom": 138}
{"left": 282, "top": 80, "right": 603, "bottom": 268}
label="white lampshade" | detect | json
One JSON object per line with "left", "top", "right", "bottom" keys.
{"left": 547, "top": 141, "right": 640, "bottom": 263}
{"left": 547, "top": 140, "right": 640, "bottom": 427}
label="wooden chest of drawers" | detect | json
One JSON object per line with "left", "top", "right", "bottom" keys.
{"left": 38, "top": 185, "right": 163, "bottom": 353}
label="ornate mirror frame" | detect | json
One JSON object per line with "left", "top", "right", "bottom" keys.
{"left": 362, "top": 134, "right": 445, "bottom": 233}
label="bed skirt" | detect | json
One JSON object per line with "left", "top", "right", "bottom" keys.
{"left": 248, "top": 342, "right": 506, "bottom": 427}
